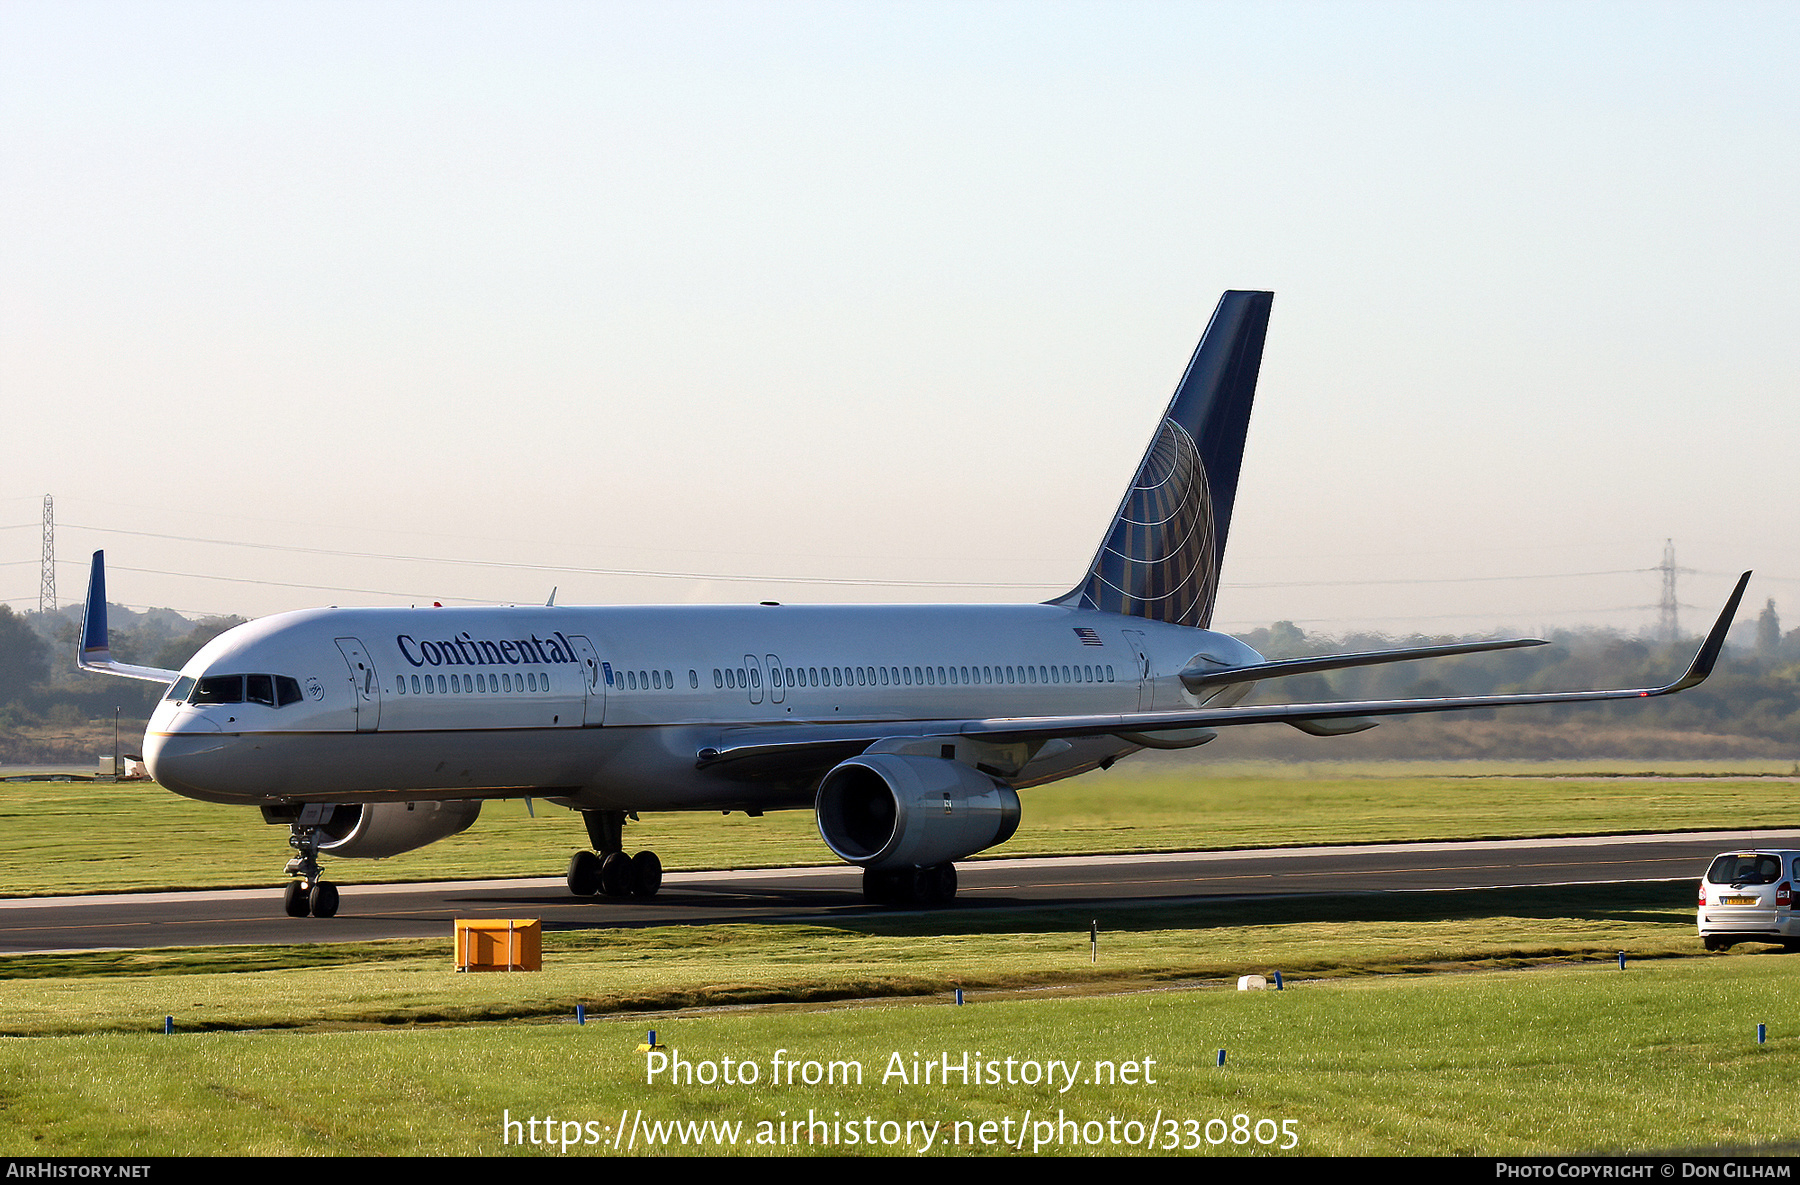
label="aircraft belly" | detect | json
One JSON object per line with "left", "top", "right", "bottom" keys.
{"left": 151, "top": 723, "right": 809, "bottom": 811}
{"left": 151, "top": 727, "right": 629, "bottom": 804}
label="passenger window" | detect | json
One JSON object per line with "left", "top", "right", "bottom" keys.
{"left": 690, "top": 670, "right": 699, "bottom": 689}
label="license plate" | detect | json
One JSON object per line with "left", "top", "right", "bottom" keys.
{"left": 1723, "top": 896, "right": 1759, "bottom": 905}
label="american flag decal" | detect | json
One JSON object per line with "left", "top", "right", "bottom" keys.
{"left": 1073, "top": 628, "right": 1103, "bottom": 646}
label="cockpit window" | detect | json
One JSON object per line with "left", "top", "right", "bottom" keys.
{"left": 192, "top": 675, "right": 245, "bottom": 704}
{"left": 181, "top": 674, "right": 305, "bottom": 707}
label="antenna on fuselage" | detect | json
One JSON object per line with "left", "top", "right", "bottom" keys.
{"left": 546, "top": 587, "right": 557, "bottom": 607}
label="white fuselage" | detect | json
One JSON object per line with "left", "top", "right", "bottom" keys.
{"left": 143, "top": 602, "right": 1261, "bottom": 811}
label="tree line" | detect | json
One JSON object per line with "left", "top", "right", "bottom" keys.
{"left": 2, "top": 598, "right": 1796, "bottom": 753}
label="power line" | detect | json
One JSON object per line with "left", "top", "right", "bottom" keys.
{"left": 62, "top": 523, "right": 1058, "bottom": 589}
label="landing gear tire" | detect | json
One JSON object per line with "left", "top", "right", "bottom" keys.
{"left": 599, "top": 850, "right": 633, "bottom": 897}
{"left": 863, "top": 862, "right": 957, "bottom": 907}
{"left": 629, "top": 850, "right": 663, "bottom": 898}
{"left": 309, "top": 881, "right": 339, "bottom": 919}
{"left": 568, "top": 850, "right": 602, "bottom": 896}
{"left": 282, "top": 814, "right": 342, "bottom": 918}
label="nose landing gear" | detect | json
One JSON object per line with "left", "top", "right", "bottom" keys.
{"left": 281, "top": 810, "right": 339, "bottom": 918}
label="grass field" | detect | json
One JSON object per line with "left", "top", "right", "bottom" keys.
{"left": 1, "top": 914, "right": 1795, "bottom": 1156}
{"left": 4, "top": 760, "right": 1796, "bottom": 1156}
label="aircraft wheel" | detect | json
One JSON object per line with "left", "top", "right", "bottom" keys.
{"left": 599, "top": 850, "right": 633, "bottom": 897}
{"left": 630, "top": 850, "right": 663, "bottom": 898}
{"left": 930, "top": 862, "right": 958, "bottom": 904}
{"left": 862, "top": 867, "right": 901, "bottom": 906}
{"left": 283, "top": 880, "right": 309, "bottom": 918}
{"left": 309, "top": 881, "right": 339, "bottom": 919}
{"left": 567, "top": 850, "right": 602, "bottom": 896}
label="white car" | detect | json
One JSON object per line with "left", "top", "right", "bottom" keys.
{"left": 1698, "top": 850, "right": 1800, "bottom": 951}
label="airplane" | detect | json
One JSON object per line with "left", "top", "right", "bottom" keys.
{"left": 76, "top": 290, "right": 1750, "bottom": 918}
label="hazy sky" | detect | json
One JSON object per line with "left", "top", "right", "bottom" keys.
{"left": 3, "top": 1, "right": 1796, "bottom": 640}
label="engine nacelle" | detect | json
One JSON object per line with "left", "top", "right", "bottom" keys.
{"left": 815, "top": 754, "right": 1021, "bottom": 870}
{"left": 314, "top": 800, "right": 482, "bottom": 859}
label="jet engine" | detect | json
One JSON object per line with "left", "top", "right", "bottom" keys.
{"left": 312, "top": 800, "right": 482, "bottom": 859}
{"left": 815, "top": 754, "right": 1020, "bottom": 870}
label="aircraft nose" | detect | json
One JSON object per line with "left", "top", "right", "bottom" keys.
{"left": 144, "top": 720, "right": 236, "bottom": 801}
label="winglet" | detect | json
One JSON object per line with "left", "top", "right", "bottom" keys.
{"left": 76, "top": 550, "right": 182, "bottom": 684}
{"left": 79, "top": 550, "right": 111, "bottom": 669}
{"left": 1667, "top": 571, "right": 1752, "bottom": 693}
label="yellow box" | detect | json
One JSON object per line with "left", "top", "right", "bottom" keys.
{"left": 454, "top": 918, "right": 541, "bottom": 972}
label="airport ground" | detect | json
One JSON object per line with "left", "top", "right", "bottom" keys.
{"left": 3, "top": 758, "right": 1798, "bottom": 1156}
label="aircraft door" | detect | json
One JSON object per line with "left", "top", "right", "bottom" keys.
{"left": 743, "top": 654, "right": 763, "bottom": 705}
{"left": 765, "top": 654, "right": 785, "bottom": 704}
{"left": 566, "top": 634, "right": 605, "bottom": 726}
{"left": 334, "top": 637, "right": 381, "bottom": 732}
{"left": 1121, "top": 629, "right": 1152, "bottom": 712}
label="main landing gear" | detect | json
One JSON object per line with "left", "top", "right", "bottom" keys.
{"left": 862, "top": 862, "right": 957, "bottom": 907}
{"left": 567, "top": 809, "right": 662, "bottom": 899}
{"left": 282, "top": 815, "right": 339, "bottom": 918}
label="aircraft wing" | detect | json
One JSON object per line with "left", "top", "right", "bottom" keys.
{"left": 77, "top": 551, "right": 182, "bottom": 685}
{"left": 698, "top": 572, "right": 1750, "bottom": 777}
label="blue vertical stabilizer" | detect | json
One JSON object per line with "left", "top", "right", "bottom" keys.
{"left": 1055, "top": 290, "right": 1273, "bottom": 628}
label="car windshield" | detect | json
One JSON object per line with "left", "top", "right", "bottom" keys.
{"left": 1707, "top": 854, "right": 1783, "bottom": 885}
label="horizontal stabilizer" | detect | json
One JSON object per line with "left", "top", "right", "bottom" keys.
{"left": 78, "top": 551, "right": 181, "bottom": 685}
{"left": 1182, "top": 637, "right": 1547, "bottom": 693}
